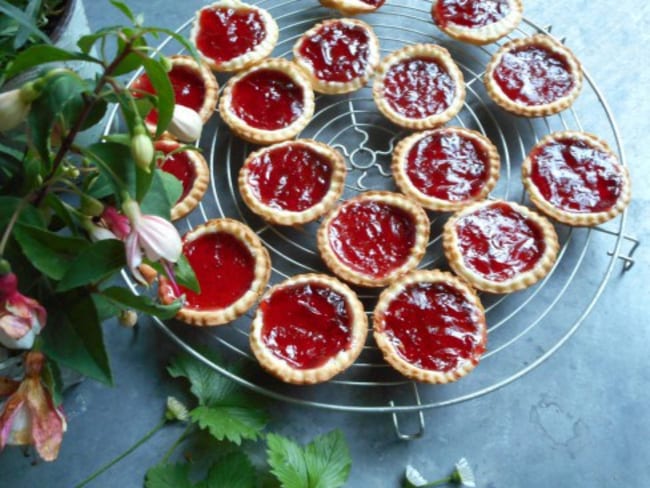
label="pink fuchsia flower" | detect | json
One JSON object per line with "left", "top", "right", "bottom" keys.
{"left": 0, "top": 352, "right": 67, "bottom": 461}
{"left": 0, "top": 268, "right": 47, "bottom": 350}
{"left": 100, "top": 206, "right": 131, "bottom": 240}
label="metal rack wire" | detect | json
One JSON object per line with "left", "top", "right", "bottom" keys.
{"left": 114, "top": 0, "right": 639, "bottom": 436}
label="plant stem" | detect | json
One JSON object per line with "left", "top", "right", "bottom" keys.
{"left": 160, "top": 423, "right": 193, "bottom": 464}
{"left": 0, "top": 197, "right": 28, "bottom": 256}
{"left": 420, "top": 476, "right": 453, "bottom": 487}
{"left": 74, "top": 418, "right": 167, "bottom": 488}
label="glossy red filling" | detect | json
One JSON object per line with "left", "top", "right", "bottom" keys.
{"left": 260, "top": 282, "right": 352, "bottom": 370}
{"left": 132, "top": 65, "right": 205, "bottom": 126}
{"left": 455, "top": 202, "right": 546, "bottom": 282}
{"left": 359, "top": 0, "right": 385, "bottom": 5}
{"left": 298, "top": 21, "right": 372, "bottom": 83}
{"left": 231, "top": 69, "right": 305, "bottom": 130}
{"left": 435, "top": 0, "right": 510, "bottom": 28}
{"left": 493, "top": 45, "right": 574, "bottom": 106}
{"left": 195, "top": 6, "right": 266, "bottom": 64}
{"left": 328, "top": 201, "right": 416, "bottom": 278}
{"left": 247, "top": 144, "right": 333, "bottom": 212}
{"left": 155, "top": 142, "right": 196, "bottom": 202}
{"left": 530, "top": 138, "right": 623, "bottom": 213}
{"left": 406, "top": 131, "right": 490, "bottom": 201}
{"left": 383, "top": 57, "right": 456, "bottom": 119}
{"left": 180, "top": 232, "right": 255, "bottom": 310}
{"left": 381, "top": 282, "right": 484, "bottom": 372}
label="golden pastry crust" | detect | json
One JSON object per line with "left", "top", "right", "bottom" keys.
{"left": 373, "top": 269, "right": 487, "bottom": 384}
{"left": 319, "top": 0, "right": 385, "bottom": 16}
{"left": 522, "top": 131, "right": 631, "bottom": 226}
{"left": 391, "top": 127, "right": 500, "bottom": 212}
{"left": 431, "top": 0, "right": 523, "bottom": 45}
{"left": 159, "top": 218, "right": 271, "bottom": 326}
{"left": 155, "top": 139, "right": 210, "bottom": 221}
{"left": 442, "top": 200, "right": 559, "bottom": 294}
{"left": 292, "top": 18, "right": 380, "bottom": 94}
{"left": 249, "top": 273, "right": 368, "bottom": 385}
{"left": 190, "top": 0, "right": 278, "bottom": 73}
{"left": 238, "top": 139, "right": 347, "bottom": 226}
{"left": 317, "top": 191, "right": 430, "bottom": 288}
{"left": 219, "top": 58, "right": 315, "bottom": 145}
{"left": 373, "top": 44, "right": 466, "bottom": 130}
{"left": 484, "top": 34, "right": 583, "bottom": 117}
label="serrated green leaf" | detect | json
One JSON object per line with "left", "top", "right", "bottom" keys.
{"left": 145, "top": 463, "right": 192, "bottom": 488}
{"left": 267, "top": 434, "right": 309, "bottom": 488}
{"left": 99, "top": 286, "right": 181, "bottom": 319}
{"left": 57, "top": 239, "right": 126, "bottom": 292}
{"left": 198, "top": 451, "right": 256, "bottom": 488}
{"left": 191, "top": 405, "right": 268, "bottom": 445}
{"left": 5, "top": 45, "right": 100, "bottom": 80}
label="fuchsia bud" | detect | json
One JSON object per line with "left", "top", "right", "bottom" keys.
{"left": 131, "top": 124, "right": 155, "bottom": 173}
{"left": 167, "top": 105, "right": 203, "bottom": 142}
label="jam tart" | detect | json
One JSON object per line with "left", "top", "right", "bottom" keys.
{"left": 373, "top": 44, "right": 466, "bottom": 130}
{"left": 431, "top": 0, "right": 523, "bottom": 45}
{"left": 293, "top": 18, "right": 380, "bottom": 95}
{"left": 319, "top": 0, "right": 386, "bottom": 16}
{"left": 484, "top": 34, "right": 583, "bottom": 117}
{"left": 159, "top": 219, "right": 271, "bottom": 326}
{"left": 155, "top": 139, "right": 210, "bottom": 221}
{"left": 373, "top": 270, "right": 487, "bottom": 384}
{"left": 190, "top": 0, "right": 278, "bottom": 73}
{"left": 317, "top": 191, "right": 430, "bottom": 288}
{"left": 238, "top": 139, "right": 346, "bottom": 226}
{"left": 443, "top": 200, "right": 559, "bottom": 294}
{"left": 249, "top": 273, "right": 368, "bottom": 385}
{"left": 219, "top": 58, "right": 315, "bottom": 145}
{"left": 392, "top": 127, "right": 500, "bottom": 212}
{"left": 522, "top": 131, "right": 631, "bottom": 226}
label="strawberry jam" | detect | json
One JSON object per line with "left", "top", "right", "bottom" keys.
{"left": 155, "top": 142, "right": 196, "bottom": 202}
{"left": 298, "top": 21, "right": 372, "bottom": 83}
{"left": 359, "top": 0, "right": 385, "bottom": 5}
{"left": 455, "top": 202, "right": 545, "bottom": 282}
{"left": 493, "top": 45, "right": 574, "bottom": 106}
{"left": 383, "top": 57, "right": 456, "bottom": 119}
{"left": 328, "top": 200, "right": 416, "bottom": 278}
{"left": 195, "top": 6, "right": 266, "bottom": 64}
{"left": 434, "top": 0, "right": 510, "bottom": 28}
{"left": 231, "top": 69, "right": 305, "bottom": 130}
{"left": 380, "top": 282, "right": 485, "bottom": 372}
{"left": 260, "top": 282, "right": 352, "bottom": 369}
{"left": 180, "top": 232, "right": 255, "bottom": 310}
{"left": 247, "top": 143, "right": 332, "bottom": 212}
{"left": 530, "top": 137, "right": 624, "bottom": 213}
{"left": 406, "top": 130, "right": 490, "bottom": 201}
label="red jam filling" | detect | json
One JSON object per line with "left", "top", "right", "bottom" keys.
{"left": 530, "top": 138, "right": 623, "bottom": 213}
{"left": 298, "top": 21, "right": 372, "bottom": 83}
{"left": 359, "top": 0, "right": 385, "bottom": 6}
{"left": 132, "top": 65, "right": 205, "bottom": 126}
{"left": 195, "top": 6, "right": 266, "bottom": 64}
{"left": 381, "top": 282, "right": 484, "bottom": 372}
{"left": 328, "top": 201, "right": 416, "bottom": 278}
{"left": 231, "top": 69, "right": 305, "bottom": 130}
{"left": 155, "top": 142, "right": 196, "bottom": 202}
{"left": 406, "top": 131, "right": 490, "bottom": 201}
{"left": 455, "top": 202, "right": 546, "bottom": 282}
{"left": 260, "top": 282, "right": 352, "bottom": 370}
{"left": 180, "top": 232, "right": 255, "bottom": 310}
{"left": 247, "top": 144, "right": 333, "bottom": 212}
{"left": 493, "top": 45, "right": 574, "bottom": 106}
{"left": 383, "top": 57, "right": 456, "bottom": 119}
{"left": 435, "top": 0, "right": 510, "bottom": 28}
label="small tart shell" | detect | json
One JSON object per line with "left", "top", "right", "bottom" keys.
{"left": 238, "top": 139, "right": 347, "bottom": 226}
{"left": 443, "top": 200, "right": 559, "bottom": 294}
{"left": 484, "top": 34, "right": 583, "bottom": 117}
{"left": 522, "top": 131, "right": 631, "bottom": 226}
{"left": 373, "top": 269, "right": 487, "bottom": 384}
{"left": 373, "top": 44, "right": 466, "bottom": 130}
{"left": 219, "top": 58, "right": 315, "bottom": 145}
{"left": 319, "top": 0, "right": 385, "bottom": 15}
{"left": 392, "top": 127, "right": 501, "bottom": 212}
{"left": 317, "top": 191, "right": 431, "bottom": 288}
{"left": 159, "top": 218, "right": 271, "bottom": 326}
{"left": 155, "top": 139, "right": 210, "bottom": 221}
{"left": 190, "top": 0, "right": 279, "bottom": 73}
{"left": 431, "top": 0, "right": 523, "bottom": 45}
{"left": 249, "top": 273, "right": 368, "bottom": 385}
{"left": 292, "top": 18, "right": 380, "bottom": 95}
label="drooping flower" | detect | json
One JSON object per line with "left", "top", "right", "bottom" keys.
{"left": 101, "top": 206, "right": 131, "bottom": 240}
{"left": 0, "top": 80, "right": 43, "bottom": 132}
{"left": 0, "top": 352, "right": 67, "bottom": 461}
{"left": 167, "top": 105, "right": 203, "bottom": 142}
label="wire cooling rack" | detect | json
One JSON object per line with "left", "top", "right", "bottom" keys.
{"left": 111, "top": 0, "right": 639, "bottom": 437}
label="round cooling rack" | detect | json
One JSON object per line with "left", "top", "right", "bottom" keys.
{"left": 111, "top": 0, "right": 639, "bottom": 426}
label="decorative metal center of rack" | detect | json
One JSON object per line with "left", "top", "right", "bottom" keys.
{"left": 114, "top": 0, "right": 640, "bottom": 439}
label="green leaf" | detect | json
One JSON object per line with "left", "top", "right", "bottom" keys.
{"left": 142, "top": 27, "right": 201, "bottom": 62}
{"left": 77, "top": 26, "right": 122, "bottom": 54}
{"left": 92, "top": 293, "right": 122, "bottom": 322}
{"left": 267, "top": 431, "right": 351, "bottom": 488}
{"left": 140, "top": 169, "right": 181, "bottom": 219}
{"left": 5, "top": 45, "right": 100, "bottom": 80}
{"left": 99, "top": 286, "right": 181, "bottom": 319}
{"left": 175, "top": 254, "right": 200, "bottom": 294}
{"left": 43, "top": 193, "right": 79, "bottom": 235}
{"left": 109, "top": 0, "right": 136, "bottom": 22}
{"left": 57, "top": 239, "right": 126, "bottom": 292}
{"left": 42, "top": 357, "right": 64, "bottom": 407}
{"left": 112, "top": 32, "right": 148, "bottom": 77}
{"left": 0, "top": 197, "right": 44, "bottom": 228}
{"left": 140, "top": 56, "right": 174, "bottom": 137}
{"left": 191, "top": 406, "right": 268, "bottom": 445}
{"left": 13, "top": 0, "right": 41, "bottom": 50}
{"left": 145, "top": 463, "right": 192, "bottom": 488}
{"left": 0, "top": 0, "right": 50, "bottom": 49}
{"left": 199, "top": 451, "right": 257, "bottom": 488}
{"left": 84, "top": 141, "right": 134, "bottom": 199}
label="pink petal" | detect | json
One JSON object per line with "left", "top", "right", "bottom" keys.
{"left": 0, "top": 314, "right": 31, "bottom": 339}
{"left": 0, "top": 392, "right": 27, "bottom": 450}
{"left": 137, "top": 215, "right": 182, "bottom": 262}
{"left": 26, "top": 379, "right": 65, "bottom": 462}
{"left": 125, "top": 233, "right": 146, "bottom": 285}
